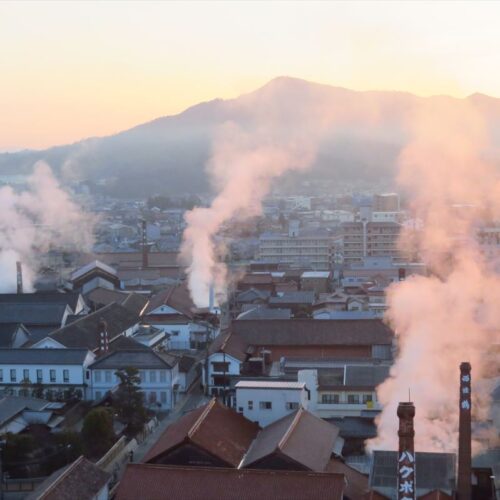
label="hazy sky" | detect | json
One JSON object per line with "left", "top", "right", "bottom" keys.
{"left": 1, "top": 1, "right": 499, "bottom": 150}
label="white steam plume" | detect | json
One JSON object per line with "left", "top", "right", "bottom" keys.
{"left": 368, "top": 99, "right": 500, "bottom": 453}
{"left": 0, "top": 161, "right": 95, "bottom": 292}
{"left": 180, "top": 84, "right": 340, "bottom": 307}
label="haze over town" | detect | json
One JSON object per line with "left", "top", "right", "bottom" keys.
{"left": 0, "top": 2, "right": 498, "bottom": 499}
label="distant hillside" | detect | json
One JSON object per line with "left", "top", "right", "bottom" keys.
{"left": 2, "top": 77, "right": 500, "bottom": 196}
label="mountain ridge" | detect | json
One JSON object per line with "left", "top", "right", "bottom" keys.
{"left": 2, "top": 76, "right": 499, "bottom": 196}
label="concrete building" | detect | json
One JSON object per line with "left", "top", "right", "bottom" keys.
{"left": 235, "top": 380, "right": 309, "bottom": 427}
{"left": 258, "top": 230, "right": 333, "bottom": 270}
{"left": 300, "top": 271, "right": 331, "bottom": 294}
{"left": 341, "top": 221, "right": 401, "bottom": 264}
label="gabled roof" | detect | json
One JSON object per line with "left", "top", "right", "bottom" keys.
{"left": 0, "top": 396, "right": 50, "bottom": 426}
{"left": 0, "top": 292, "right": 82, "bottom": 312}
{"left": 85, "top": 287, "right": 149, "bottom": 315}
{"left": 241, "top": 408, "right": 340, "bottom": 472}
{"left": 89, "top": 348, "right": 178, "bottom": 370}
{"left": 208, "top": 330, "right": 248, "bottom": 362}
{"left": 70, "top": 260, "right": 118, "bottom": 282}
{"left": 26, "top": 455, "right": 110, "bottom": 500}
{"left": 235, "top": 288, "right": 271, "bottom": 303}
{"left": 0, "top": 323, "right": 30, "bottom": 347}
{"left": 49, "top": 303, "right": 139, "bottom": 351}
{"left": 115, "top": 464, "right": 346, "bottom": 500}
{"left": 0, "top": 303, "right": 68, "bottom": 326}
{"left": 231, "top": 319, "right": 394, "bottom": 346}
{"left": 144, "top": 399, "right": 260, "bottom": 466}
{"left": 326, "top": 458, "right": 369, "bottom": 499}
{"left": 269, "top": 291, "right": 315, "bottom": 305}
{"left": 237, "top": 306, "right": 291, "bottom": 320}
{"left": 144, "top": 283, "right": 195, "bottom": 318}
{"left": 0, "top": 348, "right": 90, "bottom": 365}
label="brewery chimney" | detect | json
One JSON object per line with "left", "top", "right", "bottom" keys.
{"left": 16, "top": 261, "right": 23, "bottom": 294}
{"left": 97, "top": 319, "right": 109, "bottom": 356}
{"left": 397, "top": 401, "right": 416, "bottom": 500}
{"left": 457, "top": 362, "right": 472, "bottom": 500}
{"left": 141, "top": 219, "right": 149, "bottom": 269}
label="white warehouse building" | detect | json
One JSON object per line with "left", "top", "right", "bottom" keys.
{"left": 235, "top": 380, "right": 309, "bottom": 427}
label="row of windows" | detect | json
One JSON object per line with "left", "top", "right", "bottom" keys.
{"left": 245, "top": 400, "right": 299, "bottom": 411}
{"left": 93, "top": 369, "right": 168, "bottom": 384}
{"left": 0, "top": 368, "right": 70, "bottom": 384}
{"left": 320, "top": 393, "right": 373, "bottom": 404}
{"left": 94, "top": 389, "right": 168, "bottom": 405}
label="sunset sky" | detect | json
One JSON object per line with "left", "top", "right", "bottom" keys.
{"left": 1, "top": 0, "right": 499, "bottom": 151}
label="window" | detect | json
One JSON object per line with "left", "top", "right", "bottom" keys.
{"left": 105, "top": 371, "right": 112, "bottom": 383}
{"left": 63, "top": 370, "right": 69, "bottom": 383}
{"left": 36, "top": 369, "right": 43, "bottom": 383}
{"left": 0, "top": 369, "right": 3, "bottom": 382}
{"left": 23, "top": 369, "right": 29, "bottom": 381}
{"left": 259, "top": 401, "right": 272, "bottom": 410}
{"left": 321, "top": 394, "right": 340, "bottom": 404}
{"left": 10, "top": 369, "right": 16, "bottom": 383}
{"left": 347, "top": 394, "right": 360, "bottom": 404}
{"left": 248, "top": 400, "right": 253, "bottom": 410}
{"left": 171, "top": 330, "right": 179, "bottom": 337}
{"left": 211, "top": 362, "right": 230, "bottom": 373}
{"left": 150, "top": 371, "right": 157, "bottom": 383}
{"left": 50, "top": 370, "right": 56, "bottom": 383}
{"left": 159, "top": 371, "right": 167, "bottom": 383}
{"left": 363, "top": 394, "right": 373, "bottom": 404}
{"left": 238, "top": 407, "right": 244, "bottom": 413}
{"left": 95, "top": 370, "right": 102, "bottom": 383}
{"left": 286, "top": 402, "right": 299, "bottom": 410}
{"left": 160, "top": 391, "right": 167, "bottom": 404}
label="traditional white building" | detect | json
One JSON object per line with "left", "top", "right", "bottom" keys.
{"left": 0, "top": 349, "right": 94, "bottom": 400}
{"left": 87, "top": 349, "right": 180, "bottom": 409}
{"left": 235, "top": 380, "right": 309, "bottom": 427}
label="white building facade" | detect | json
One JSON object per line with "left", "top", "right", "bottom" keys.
{"left": 235, "top": 381, "right": 309, "bottom": 427}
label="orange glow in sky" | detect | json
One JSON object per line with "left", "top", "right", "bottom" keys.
{"left": 1, "top": 0, "right": 499, "bottom": 150}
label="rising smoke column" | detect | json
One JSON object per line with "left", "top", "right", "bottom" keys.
{"left": 180, "top": 81, "right": 341, "bottom": 307}
{"left": 0, "top": 161, "right": 94, "bottom": 292}
{"left": 368, "top": 99, "right": 500, "bottom": 453}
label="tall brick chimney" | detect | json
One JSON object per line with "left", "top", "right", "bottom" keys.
{"left": 97, "top": 319, "right": 109, "bottom": 356}
{"left": 457, "top": 362, "right": 472, "bottom": 500}
{"left": 397, "top": 401, "right": 416, "bottom": 500}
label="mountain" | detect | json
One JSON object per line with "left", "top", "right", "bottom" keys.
{"left": 2, "top": 77, "right": 500, "bottom": 196}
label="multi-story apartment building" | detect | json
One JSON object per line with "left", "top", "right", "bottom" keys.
{"left": 341, "top": 221, "right": 401, "bottom": 264}
{"left": 258, "top": 229, "right": 333, "bottom": 270}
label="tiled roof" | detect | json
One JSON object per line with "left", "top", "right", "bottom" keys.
{"left": 269, "top": 291, "right": 315, "bottom": 305}
{"left": 232, "top": 319, "right": 394, "bottom": 346}
{"left": 144, "top": 283, "right": 195, "bottom": 318}
{"left": 0, "top": 303, "right": 67, "bottom": 326}
{"left": 242, "top": 408, "right": 340, "bottom": 472}
{"left": 0, "top": 323, "right": 28, "bottom": 347}
{"left": 0, "top": 349, "right": 89, "bottom": 365}
{"left": 26, "top": 455, "right": 110, "bottom": 500}
{"left": 89, "top": 348, "right": 178, "bottom": 370}
{"left": 326, "top": 458, "right": 369, "bottom": 499}
{"left": 144, "top": 399, "right": 260, "bottom": 466}
{"left": 237, "top": 307, "right": 291, "bottom": 320}
{"left": 85, "top": 288, "right": 149, "bottom": 315}
{"left": 235, "top": 381, "right": 305, "bottom": 390}
{"left": 115, "top": 464, "right": 346, "bottom": 500}
{"left": 208, "top": 330, "right": 248, "bottom": 362}
{"left": 0, "top": 292, "right": 82, "bottom": 311}
{"left": 49, "top": 303, "right": 139, "bottom": 351}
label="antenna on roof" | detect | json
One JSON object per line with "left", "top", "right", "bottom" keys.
{"left": 408, "top": 388, "right": 411, "bottom": 402}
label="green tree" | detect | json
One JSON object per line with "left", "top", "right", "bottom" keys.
{"left": 82, "top": 408, "right": 115, "bottom": 458}
{"left": 31, "top": 383, "right": 44, "bottom": 399}
{"left": 19, "top": 378, "right": 32, "bottom": 397}
{"left": 113, "top": 367, "right": 147, "bottom": 435}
